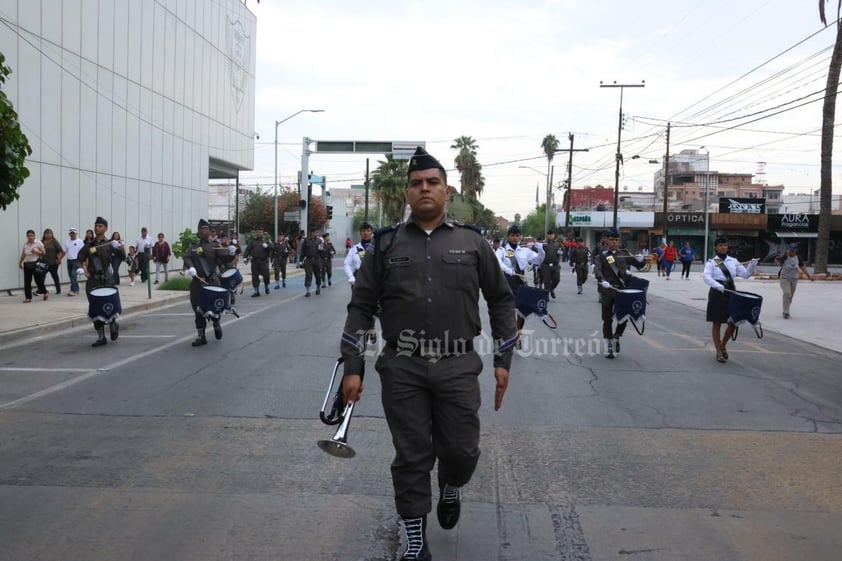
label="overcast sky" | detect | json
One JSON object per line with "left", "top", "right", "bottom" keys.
{"left": 240, "top": 0, "right": 839, "bottom": 220}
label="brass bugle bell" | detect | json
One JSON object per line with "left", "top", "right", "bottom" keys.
{"left": 317, "top": 358, "right": 362, "bottom": 459}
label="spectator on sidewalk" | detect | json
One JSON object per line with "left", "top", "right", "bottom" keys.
{"left": 18, "top": 229, "right": 47, "bottom": 303}
{"left": 63, "top": 227, "right": 85, "bottom": 296}
{"left": 152, "top": 232, "right": 171, "bottom": 284}
{"left": 41, "top": 228, "right": 65, "bottom": 294}
{"left": 663, "top": 240, "right": 678, "bottom": 280}
{"left": 774, "top": 243, "right": 814, "bottom": 319}
{"left": 679, "top": 241, "right": 695, "bottom": 280}
{"left": 109, "top": 232, "right": 127, "bottom": 284}
{"left": 126, "top": 246, "right": 139, "bottom": 286}
{"left": 653, "top": 243, "right": 665, "bottom": 277}
{"left": 135, "top": 227, "right": 154, "bottom": 283}
{"left": 84, "top": 229, "right": 95, "bottom": 244}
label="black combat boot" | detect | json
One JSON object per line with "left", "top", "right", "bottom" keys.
{"left": 92, "top": 326, "right": 107, "bottom": 347}
{"left": 605, "top": 339, "right": 614, "bottom": 359}
{"left": 212, "top": 319, "right": 222, "bottom": 340}
{"left": 613, "top": 337, "right": 621, "bottom": 354}
{"left": 192, "top": 329, "right": 207, "bottom": 346}
{"left": 109, "top": 321, "right": 119, "bottom": 341}
{"left": 400, "top": 515, "right": 431, "bottom": 561}
{"left": 251, "top": 289, "right": 260, "bottom": 297}
{"left": 316, "top": 285, "right": 321, "bottom": 295}
{"left": 264, "top": 284, "right": 270, "bottom": 295}
{"left": 437, "top": 482, "right": 462, "bottom": 529}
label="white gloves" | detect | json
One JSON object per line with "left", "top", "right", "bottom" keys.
{"left": 348, "top": 275, "right": 355, "bottom": 285}
{"left": 228, "top": 245, "right": 237, "bottom": 255}
{"left": 111, "top": 240, "right": 121, "bottom": 249}
{"left": 187, "top": 267, "right": 197, "bottom": 277}
{"left": 635, "top": 254, "right": 645, "bottom": 263}
{"left": 715, "top": 284, "right": 725, "bottom": 293}
{"left": 76, "top": 268, "right": 85, "bottom": 277}
{"left": 600, "top": 281, "right": 611, "bottom": 289}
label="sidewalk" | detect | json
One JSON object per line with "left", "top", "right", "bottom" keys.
{"left": 0, "top": 264, "right": 311, "bottom": 347}
{"left": 639, "top": 266, "right": 842, "bottom": 353}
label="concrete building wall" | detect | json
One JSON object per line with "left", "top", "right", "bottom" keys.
{"left": 0, "top": 0, "right": 255, "bottom": 289}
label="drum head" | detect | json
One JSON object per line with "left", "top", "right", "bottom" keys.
{"left": 90, "top": 287, "right": 118, "bottom": 297}
{"left": 221, "top": 269, "right": 237, "bottom": 278}
{"left": 202, "top": 286, "right": 228, "bottom": 294}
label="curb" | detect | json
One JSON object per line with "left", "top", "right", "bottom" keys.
{"left": 0, "top": 293, "right": 189, "bottom": 347}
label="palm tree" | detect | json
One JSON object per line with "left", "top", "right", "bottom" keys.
{"left": 816, "top": 1, "right": 842, "bottom": 274}
{"left": 541, "top": 134, "right": 560, "bottom": 231}
{"left": 451, "top": 136, "right": 484, "bottom": 198}
{"left": 371, "top": 154, "right": 409, "bottom": 224}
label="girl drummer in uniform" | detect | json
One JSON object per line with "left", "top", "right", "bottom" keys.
{"left": 702, "top": 236, "right": 758, "bottom": 363}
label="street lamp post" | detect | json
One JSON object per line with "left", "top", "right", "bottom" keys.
{"left": 274, "top": 109, "right": 325, "bottom": 241}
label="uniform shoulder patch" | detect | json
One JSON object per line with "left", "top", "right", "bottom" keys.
{"left": 373, "top": 224, "right": 399, "bottom": 239}
{"left": 370, "top": 224, "right": 400, "bottom": 256}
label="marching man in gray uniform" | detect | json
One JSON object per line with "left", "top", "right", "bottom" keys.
{"left": 339, "top": 147, "right": 517, "bottom": 561}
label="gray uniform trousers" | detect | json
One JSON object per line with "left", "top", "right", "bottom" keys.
{"left": 376, "top": 345, "right": 483, "bottom": 517}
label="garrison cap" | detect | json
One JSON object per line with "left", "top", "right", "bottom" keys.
{"left": 197, "top": 218, "right": 209, "bottom": 229}
{"left": 714, "top": 235, "right": 729, "bottom": 245}
{"left": 95, "top": 216, "right": 108, "bottom": 227}
{"left": 507, "top": 224, "right": 521, "bottom": 235}
{"left": 360, "top": 221, "right": 373, "bottom": 231}
{"left": 604, "top": 227, "right": 620, "bottom": 238}
{"left": 407, "top": 146, "right": 446, "bottom": 177}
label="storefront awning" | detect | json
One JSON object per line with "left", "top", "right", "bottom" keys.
{"left": 776, "top": 232, "right": 818, "bottom": 238}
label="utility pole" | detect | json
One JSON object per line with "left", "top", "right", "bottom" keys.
{"left": 558, "top": 133, "right": 589, "bottom": 229}
{"left": 662, "top": 122, "right": 670, "bottom": 220}
{"left": 600, "top": 81, "right": 645, "bottom": 229}
{"left": 544, "top": 165, "right": 554, "bottom": 233}
{"left": 364, "top": 158, "right": 370, "bottom": 222}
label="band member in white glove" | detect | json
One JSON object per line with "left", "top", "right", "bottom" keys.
{"left": 703, "top": 236, "right": 758, "bottom": 363}
{"left": 76, "top": 216, "right": 123, "bottom": 347}
{"left": 343, "top": 221, "right": 376, "bottom": 343}
{"left": 182, "top": 219, "right": 234, "bottom": 347}
{"left": 592, "top": 227, "right": 646, "bottom": 358}
{"left": 495, "top": 224, "right": 544, "bottom": 347}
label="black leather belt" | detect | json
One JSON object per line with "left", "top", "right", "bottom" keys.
{"left": 387, "top": 340, "right": 474, "bottom": 359}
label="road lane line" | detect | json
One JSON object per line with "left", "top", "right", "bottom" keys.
{"left": 0, "top": 292, "right": 305, "bottom": 410}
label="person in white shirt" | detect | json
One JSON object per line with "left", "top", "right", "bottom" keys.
{"left": 134, "top": 227, "right": 154, "bottom": 283}
{"left": 63, "top": 227, "right": 85, "bottom": 296}
{"left": 703, "top": 236, "right": 758, "bottom": 363}
{"left": 495, "top": 224, "right": 544, "bottom": 346}
{"left": 343, "top": 221, "right": 376, "bottom": 343}
{"left": 773, "top": 242, "right": 814, "bottom": 319}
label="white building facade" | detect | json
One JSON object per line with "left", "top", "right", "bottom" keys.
{"left": 0, "top": 0, "right": 256, "bottom": 289}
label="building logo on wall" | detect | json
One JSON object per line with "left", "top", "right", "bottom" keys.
{"left": 719, "top": 197, "right": 765, "bottom": 214}
{"left": 226, "top": 17, "right": 250, "bottom": 113}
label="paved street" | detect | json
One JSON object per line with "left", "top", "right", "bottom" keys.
{"left": 0, "top": 261, "right": 841, "bottom": 560}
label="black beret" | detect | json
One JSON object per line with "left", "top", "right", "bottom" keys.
{"left": 604, "top": 227, "right": 620, "bottom": 238}
{"left": 197, "top": 218, "right": 209, "bottom": 229}
{"left": 546, "top": 229, "right": 556, "bottom": 235}
{"left": 407, "top": 147, "right": 445, "bottom": 177}
{"left": 360, "top": 222, "right": 373, "bottom": 231}
{"left": 95, "top": 216, "right": 108, "bottom": 227}
{"left": 507, "top": 224, "right": 521, "bottom": 235}
{"left": 714, "top": 235, "right": 729, "bottom": 245}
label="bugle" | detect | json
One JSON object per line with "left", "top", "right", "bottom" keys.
{"left": 317, "top": 358, "right": 364, "bottom": 459}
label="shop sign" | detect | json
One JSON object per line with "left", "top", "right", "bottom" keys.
{"left": 719, "top": 197, "right": 766, "bottom": 214}
{"left": 667, "top": 213, "right": 705, "bottom": 224}
{"left": 767, "top": 213, "right": 818, "bottom": 231}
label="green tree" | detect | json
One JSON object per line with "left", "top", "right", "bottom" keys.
{"left": 0, "top": 53, "right": 33, "bottom": 211}
{"left": 816, "top": 1, "right": 842, "bottom": 273}
{"left": 451, "top": 136, "right": 486, "bottom": 198}
{"left": 171, "top": 228, "right": 198, "bottom": 260}
{"left": 239, "top": 188, "right": 326, "bottom": 234}
{"left": 521, "top": 204, "right": 550, "bottom": 238}
{"left": 371, "top": 154, "right": 408, "bottom": 225}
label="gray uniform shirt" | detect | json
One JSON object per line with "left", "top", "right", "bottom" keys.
{"left": 341, "top": 217, "right": 518, "bottom": 373}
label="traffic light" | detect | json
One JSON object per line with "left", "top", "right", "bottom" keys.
{"left": 326, "top": 205, "right": 333, "bottom": 220}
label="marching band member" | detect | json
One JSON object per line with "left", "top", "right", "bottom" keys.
{"left": 495, "top": 224, "right": 544, "bottom": 346}
{"left": 703, "top": 236, "right": 758, "bottom": 363}
{"left": 183, "top": 219, "right": 234, "bottom": 347}
{"left": 340, "top": 147, "right": 517, "bottom": 561}
{"left": 592, "top": 227, "right": 646, "bottom": 358}
{"left": 77, "top": 216, "right": 124, "bottom": 347}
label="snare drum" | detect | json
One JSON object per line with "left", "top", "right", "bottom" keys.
{"left": 614, "top": 288, "right": 646, "bottom": 324}
{"left": 197, "top": 285, "right": 230, "bottom": 318}
{"left": 220, "top": 268, "right": 243, "bottom": 292}
{"left": 728, "top": 290, "right": 763, "bottom": 338}
{"left": 88, "top": 287, "right": 122, "bottom": 323}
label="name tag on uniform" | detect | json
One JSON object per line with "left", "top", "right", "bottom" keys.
{"left": 606, "top": 255, "right": 615, "bottom": 264}
{"left": 389, "top": 256, "right": 412, "bottom": 265}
